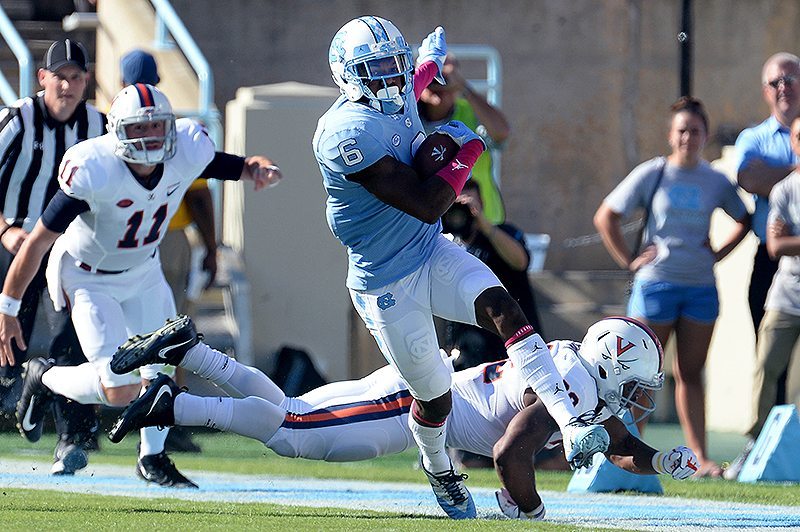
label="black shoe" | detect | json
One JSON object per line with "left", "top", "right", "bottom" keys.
{"left": 51, "top": 435, "right": 89, "bottom": 475}
{"left": 164, "top": 426, "right": 202, "bottom": 453}
{"left": 136, "top": 450, "right": 198, "bottom": 488}
{"left": 79, "top": 431, "right": 101, "bottom": 452}
{"left": 108, "top": 373, "right": 181, "bottom": 443}
{"left": 0, "top": 369, "right": 23, "bottom": 419}
{"left": 111, "top": 315, "right": 200, "bottom": 375}
{"left": 15, "top": 357, "right": 55, "bottom": 443}
{"left": 70, "top": 420, "right": 102, "bottom": 452}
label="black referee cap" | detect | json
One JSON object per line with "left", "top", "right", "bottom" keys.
{"left": 44, "top": 39, "right": 88, "bottom": 72}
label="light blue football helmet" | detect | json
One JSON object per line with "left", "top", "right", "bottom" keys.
{"left": 328, "top": 16, "right": 414, "bottom": 115}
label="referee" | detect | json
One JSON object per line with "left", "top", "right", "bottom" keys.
{"left": 0, "top": 39, "right": 104, "bottom": 475}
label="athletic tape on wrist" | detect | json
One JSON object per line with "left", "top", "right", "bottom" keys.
{"left": 651, "top": 451, "right": 668, "bottom": 475}
{"left": 0, "top": 293, "right": 21, "bottom": 317}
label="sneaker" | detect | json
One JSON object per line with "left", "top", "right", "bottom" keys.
{"left": 419, "top": 456, "right": 476, "bottom": 519}
{"left": 136, "top": 450, "right": 198, "bottom": 488}
{"left": 165, "top": 426, "right": 202, "bottom": 453}
{"left": 108, "top": 373, "right": 181, "bottom": 444}
{"left": 723, "top": 439, "right": 755, "bottom": 481}
{"left": 562, "top": 415, "right": 610, "bottom": 469}
{"left": 50, "top": 436, "right": 89, "bottom": 475}
{"left": 111, "top": 315, "right": 200, "bottom": 375}
{"left": 15, "top": 357, "right": 55, "bottom": 443}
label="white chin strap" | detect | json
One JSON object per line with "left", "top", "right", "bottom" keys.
{"left": 369, "top": 85, "right": 404, "bottom": 114}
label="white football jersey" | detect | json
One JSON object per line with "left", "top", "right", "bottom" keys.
{"left": 56, "top": 119, "right": 214, "bottom": 272}
{"left": 446, "top": 340, "right": 611, "bottom": 457}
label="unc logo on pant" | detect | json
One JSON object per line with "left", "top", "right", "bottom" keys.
{"left": 377, "top": 292, "right": 396, "bottom": 310}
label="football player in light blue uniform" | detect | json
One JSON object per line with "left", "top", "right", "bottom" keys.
{"left": 313, "top": 16, "right": 610, "bottom": 520}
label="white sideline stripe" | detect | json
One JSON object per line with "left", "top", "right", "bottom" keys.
{"left": 1, "top": 458, "right": 800, "bottom": 529}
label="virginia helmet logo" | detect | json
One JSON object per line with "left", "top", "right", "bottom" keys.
{"left": 616, "top": 336, "right": 635, "bottom": 356}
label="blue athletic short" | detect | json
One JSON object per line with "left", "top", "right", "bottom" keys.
{"left": 627, "top": 279, "right": 719, "bottom": 324}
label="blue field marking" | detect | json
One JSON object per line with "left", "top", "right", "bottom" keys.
{"left": 2, "top": 458, "right": 800, "bottom": 529}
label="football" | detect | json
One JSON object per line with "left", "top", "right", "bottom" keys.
{"left": 412, "top": 132, "right": 459, "bottom": 178}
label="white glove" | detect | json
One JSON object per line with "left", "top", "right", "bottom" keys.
{"left": 495, "top": 488, "right": 546, "bottom": 521}
{"left": 652, "top": 445, "right": 699, "bottom": 480}
{"left": 435, "top": 120, "right": 486, "bottom": 149}
{"left": 416, "top": 26, "right": 447, "bottom": 83}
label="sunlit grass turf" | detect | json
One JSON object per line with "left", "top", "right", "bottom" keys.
{"left": 0, "top": 489, "right": 592, "bottom": 532}
{"left": 1, "top": 430, "right": 799, "bottom": 530}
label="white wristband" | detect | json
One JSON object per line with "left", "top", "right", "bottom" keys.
{"left": 0, "top": 293, "right": 21, "bottom": 317}
{"left": 651, "top": 451, "right": 667, "bottom": 475}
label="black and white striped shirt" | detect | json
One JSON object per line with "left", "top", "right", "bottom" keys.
{"left": 0, "top": 91, "right": 106, "bottom": 231}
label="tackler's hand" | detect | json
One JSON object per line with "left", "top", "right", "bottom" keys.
{"left": 243, "top": 155, "right": 282, "bottom": 191}
{"left": 653, "top": 445, "right": 699, "bottom": 480}
{"left": 494, "top": 488, "right": 546, "bottom": 521}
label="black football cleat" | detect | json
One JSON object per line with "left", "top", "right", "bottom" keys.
{"left": 16, "top": 357, "right": 55, "bottom": 443}
{"left": 108, "top": 373, "right": 181, "bottom": 443}
{"left": 111, "top": 315, "right": 200, "bottom": 375}
{"left": 136, "top": 450, "right": 198, "bottom": 488}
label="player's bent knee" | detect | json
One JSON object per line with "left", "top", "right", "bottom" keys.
{"left": 103, "top": 383, "right": 142, "bottom": 407}
{"left": 405, "top": 359, "right": 452, "bottom": 402}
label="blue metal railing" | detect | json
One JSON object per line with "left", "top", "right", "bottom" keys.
{"left": 149, "top": 0, "right": 252, "bottom": 362}
{"left": 0, "top": 6, "right": 33, "bottom": 104}
{"left": 447, "top": 44, "right": 503, "bottom": 108}
{"left": 150, "top": 0, "right": 221, "bottom": 148}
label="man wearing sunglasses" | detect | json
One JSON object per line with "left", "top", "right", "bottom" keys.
{"left": 728, "top": 52, "right": 800, "bottom": 480}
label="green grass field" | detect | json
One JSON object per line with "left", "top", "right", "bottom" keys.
{"left": 1, "top": 427, "right": 798, "bottom": 530}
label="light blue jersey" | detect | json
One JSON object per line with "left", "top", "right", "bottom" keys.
{"left": 313, "top": 94, "right": 442, "bottom": 290}
{"left": 733, "top": 116, "right": 797, "bottom": 242}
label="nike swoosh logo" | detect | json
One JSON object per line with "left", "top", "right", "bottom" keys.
{"left": 157, "top": 338, "right": 193, "bottom": 360}
{"left": 146, "top": 385, "right": 172, "bottom": 416}
{"left": 166, "top": 184, "right": 181, "bottom": 196}
{"left": 21, "top": 397, "right": 38, "bottom": 432}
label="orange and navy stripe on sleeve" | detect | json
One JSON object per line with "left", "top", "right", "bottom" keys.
{"left": 281, "top": 390, "right": 413, "bottom": 429}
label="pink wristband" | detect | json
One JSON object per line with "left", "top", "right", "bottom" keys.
{"left": 435, "top": 139, "right": 485, "bottom": 195}
{"left": 414, "top": 61, "right": 439, "bottom": 101}
{"left": 504, "top": 325, "right": 535, "bottom": 349}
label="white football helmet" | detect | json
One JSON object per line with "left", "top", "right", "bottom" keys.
{"left": 578, "top": 317, "right": 664, "bottom": 424}
{"left": 328, "top": 16, "right": 414, "bottom": 115}
{"left": 107, "top": 83, "right": 177, "bottom": 164}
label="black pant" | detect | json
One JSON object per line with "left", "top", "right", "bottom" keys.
{"left": 749, "top": 243, "right": 787, "bottom": 405}
{"left": 0, "top": 247, "right": 97, "bottom": 437}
